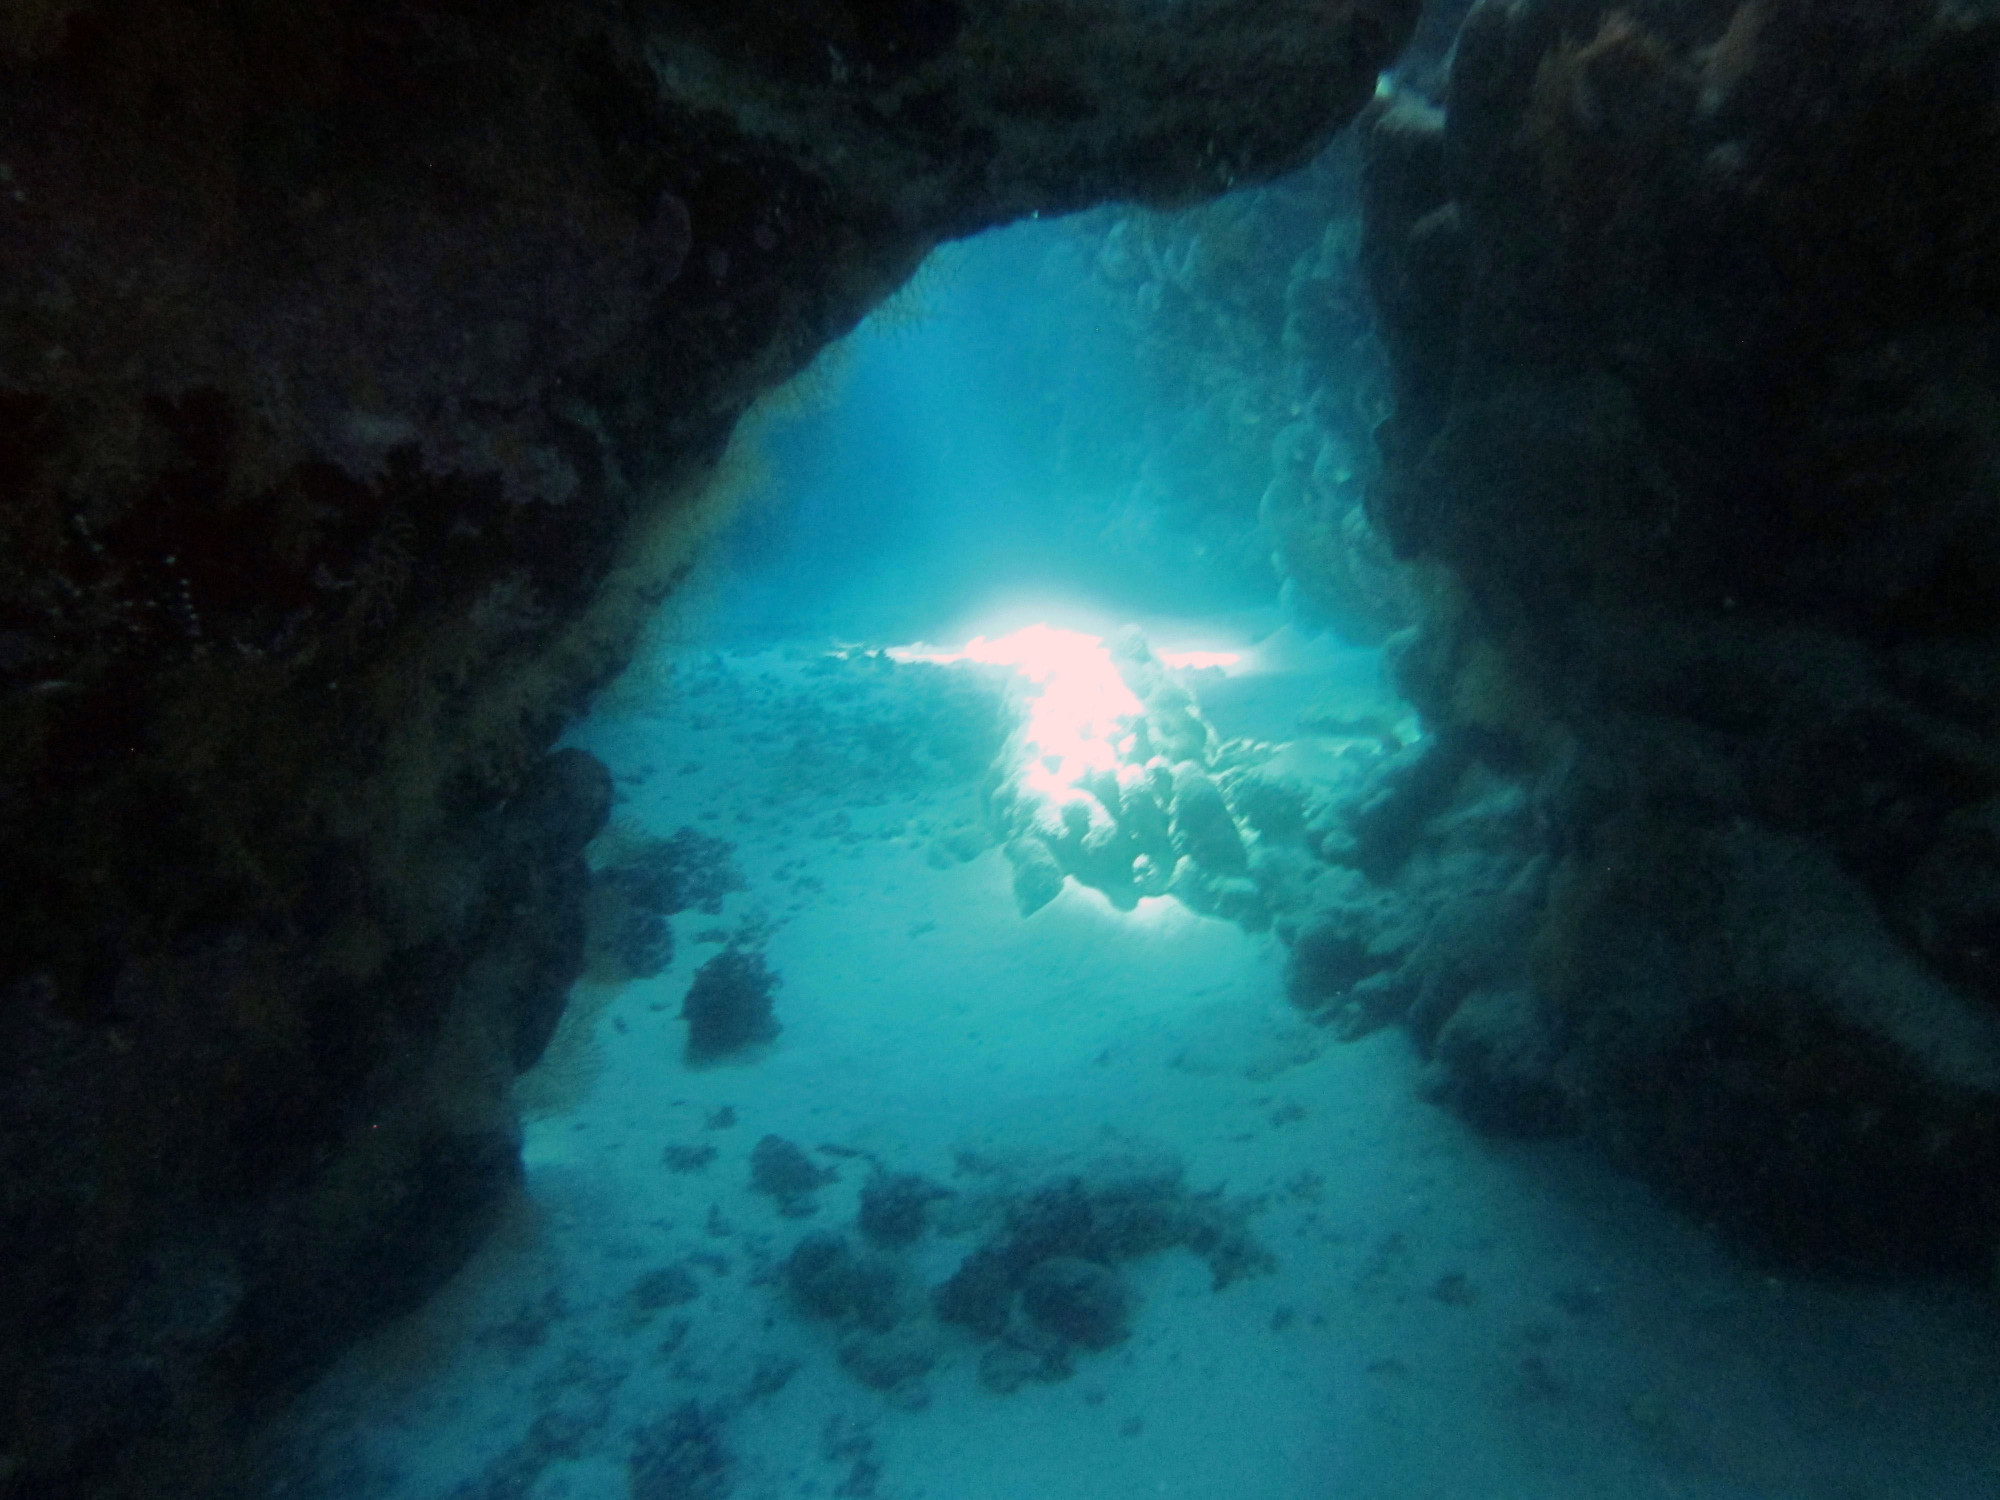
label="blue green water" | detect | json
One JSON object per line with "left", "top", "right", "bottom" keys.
{"left": 267, "top": 196, "right": 2000, "bottom": 1500}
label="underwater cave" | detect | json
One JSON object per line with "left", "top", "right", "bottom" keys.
{"left": 3, "top": 1, "right": 2000, "bottom": 1498}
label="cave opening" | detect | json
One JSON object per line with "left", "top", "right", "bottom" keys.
{"left": 270, "top": 152, "right": 2000, "bottom": 1500}
{"left": 17, "top": 2, "right": 2000, "bottom": 1495}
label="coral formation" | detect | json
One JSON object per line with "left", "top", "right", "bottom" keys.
{"left": 836, "top": 1327, "right": 940, "bottom": 1395}
{"left": 628, "top": 1400, "right": 734, "bottom": 1500}
{"left": 586, "top": 825, "right": 745, "bottom": 983}
{"left": 932, "top": 1162, "right": 1271, "bottom": 1362}
{"left": 783, "top": 1233, "right": 901, "bottom": 1330}
{"left": 750, "top": 1134, "right": 838, "bottom": 1215}
{"left": 682, "top": 946, "right": 783, "bottom": 1064}
{"left": 858, "top": 1172, "right": 954, "bottom": 1248}
{"left": 983, "top": 629, "right": 1244, "bottom": 917}
{"left": 1019, "top": 1256, "right": 1132, "bottom": 1350}
{"left": 985, "top": 626, "right": 1403, "bottom": 933}
{"left": 764, "top": 1149, "right": 1267, "bottom": 1403}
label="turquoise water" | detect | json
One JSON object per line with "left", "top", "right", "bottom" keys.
{"left": 267, "top": 207, "right": 2000, "bottom": 1500}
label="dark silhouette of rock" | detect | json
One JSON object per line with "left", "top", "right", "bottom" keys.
{"left": 857, "top": 1172, "right": 952, "bottom": 1247}
{"left": 629, "top": 1400, "right": 733, "bottom": 1500}
{"left": 683, "top": 947, "right": 782, "bottom": 1063}
{"left": 837, "top": 1328, "right": 938, "bottom": 1393}
{"left": 1020, "top": 1257, "right": 1132, "bottom": 1350}
{"left": 978, "top": 1335, "right": 1074, "bottom": 1394}
{"left": 586, "top": 830, "right": 743, "bottom": 982}
{"left": 750, "top": 1134, "right": 837, "bottom": 1214}
{"left": 933, "top": 1160, "right": 1269, "bottom": 1368}
{"left": 1352, "top": 0, "right": 2000, "bottom": 1274}
{"left": 783, "top": 1233, "right": 899, "bottom": 1331}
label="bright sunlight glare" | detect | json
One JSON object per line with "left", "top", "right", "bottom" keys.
{"left": 891, "top": 623, "right": 1145, "bottom": 803}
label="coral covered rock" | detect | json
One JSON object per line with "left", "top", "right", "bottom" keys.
{"left": 783, "top": 1232, "right": 900, "bottom": 1330}
{"left": 1351, "top": 0, "right": 2000, "bottom": 1273}
{"left": 751, "top": 1133, "right": 838, "bottom": 1214}
{"left": 858, "top": 1171, "right": 952, "bottom": 1248}
{"left": 1020, "top": 1256, "right": 1133, "bottom": 1349}
{"left": 683, "top": 947, "right": 783, "bottom": 1062}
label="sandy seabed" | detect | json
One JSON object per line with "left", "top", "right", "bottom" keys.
{"left": 271, "top": 640, "right": 2000, "bottom": 1500}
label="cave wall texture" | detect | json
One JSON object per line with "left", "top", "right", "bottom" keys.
{"left": 1069, "top": 147, "right": 1414, "bottom": 636}
{"left": 0, "top": 1, "right": 1415, "bottom": 1495}
{"left": 1336, "top": 0, "right": 2000, "bottom": 1275}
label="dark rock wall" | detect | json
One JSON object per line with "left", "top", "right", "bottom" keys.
{"left": 1353, "top": 0, "right": 2000, "bottom": 1274}
{"left": 0, "top": 1, "right": 1414, "bottom": 1495}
